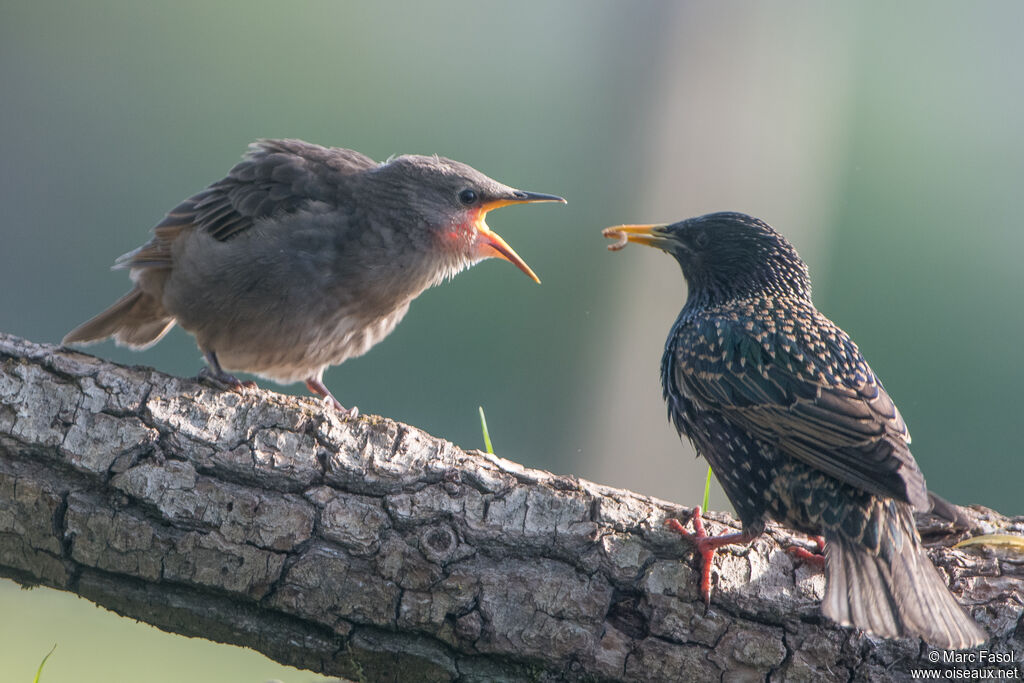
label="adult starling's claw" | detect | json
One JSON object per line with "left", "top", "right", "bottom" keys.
{"left": 786, "top": 535, "right": 826, "bottom": 570}
{"left": 665, "top": 507, "right": 756, "bottom": 608}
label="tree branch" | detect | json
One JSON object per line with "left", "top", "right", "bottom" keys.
{"left": 1, "top": 331, "right": 1021, "bottom": 681}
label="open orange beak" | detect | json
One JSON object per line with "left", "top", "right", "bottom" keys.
{"left": 474, "top": 191, "right": 565, "bottom": 284}
{"left": 601, "top": 224, "right": 672, "bottom": 251}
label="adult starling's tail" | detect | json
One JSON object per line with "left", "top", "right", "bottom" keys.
{"left": 63, "top": 287, "right": 175, "bottom": 349}
{"left": 821, "top": 500, "right": 986, "bottom": 649}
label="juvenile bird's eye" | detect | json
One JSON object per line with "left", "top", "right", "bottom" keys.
{"left": 458, "top": 189, "right": 478, "bottom": 206}
{"left": 695, "top": 231, "right": 711, "bottom": 248}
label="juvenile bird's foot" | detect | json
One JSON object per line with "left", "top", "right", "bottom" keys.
{"left": 665, "top": 506, "right": 756, "bottom": 608}
{"left": 199, "top": 351, "right": 257, "bottom": 392}
{"left": 785, "top": 535, "right": 826, "bottom": 570}
{"left": 305, "top": 377, "right": 358, "bottom": 418}
{"left": 198, "top": 367, "right": 257, "bottom": 391}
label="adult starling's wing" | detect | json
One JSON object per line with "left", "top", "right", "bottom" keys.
{"left": 117, "top": 139, "right": 377, "bottom": 269}
{"left": 673, "top": 311, "right": 929, "bottom": 510}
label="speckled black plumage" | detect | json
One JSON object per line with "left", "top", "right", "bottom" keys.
{"left": 632, "top": 212, "right": 985, "bottom": 648}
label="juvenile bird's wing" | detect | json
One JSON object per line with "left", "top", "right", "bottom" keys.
{"left": 118, "top": 139, "right": 377, "bottom": 268}
{"left": 670, "top": 303, "right": 928, "bottom": 510}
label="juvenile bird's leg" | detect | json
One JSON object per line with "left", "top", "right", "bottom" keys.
{"left": 305, "top": 377, "right": 358, "bottom": 418}
{"left": 786, "top": 535, "right": 826, "bottom": 570}
{"left": 199, "top": 350, "right": 256, "bottom": 390}
{"left": 665, "top": 506, "right": 758, "bottom": 608}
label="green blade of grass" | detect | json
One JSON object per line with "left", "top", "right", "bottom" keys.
{"left": 478, "top": 406, "right": 494, "bottom": 454}
{"left": 702, "top": 467, "right": 712, "bottom": 511}
{"left": 33, "top": 644, "right": 56, "bottom": 683}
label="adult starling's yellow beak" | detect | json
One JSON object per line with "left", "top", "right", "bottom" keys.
{"left": 474, "top": 191, "right": 566, "bottom": 284}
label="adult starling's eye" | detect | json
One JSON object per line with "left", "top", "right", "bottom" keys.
{"left": 458, "top": 189, "right": 478, "bottom": 206}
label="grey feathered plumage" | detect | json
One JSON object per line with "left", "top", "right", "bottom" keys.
{"left": 65, "top": 139, "right": 563, "bottom": 408}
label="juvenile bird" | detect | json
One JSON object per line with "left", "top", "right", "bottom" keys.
{"left": 64, "top": 139, "right": 564, "bottom": 414}
{"left": 603, "top": 212, "right": 985, "bottom": 648}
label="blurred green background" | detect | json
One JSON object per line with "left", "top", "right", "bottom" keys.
{"left": 2, "top": 1, "right": 1022, "bottom": 680}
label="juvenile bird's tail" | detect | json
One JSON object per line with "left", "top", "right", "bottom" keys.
{"left": 63, "top": 287, "right": 175, "bottom": 349}
{"left": 821, "top": 500, "right": 986, "bottom": 649}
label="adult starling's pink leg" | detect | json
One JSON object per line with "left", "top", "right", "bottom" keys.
{"left": 199, "top": 350, "right": 257, "bottom": 390}
{"left": 786, "top": 535, "right": 826, "bottom": 570}
{"left": 305, "top": 377, "right": 358, "bottom": 417}
{"left": 665, "top": 506, "right": 757, "bottom": 608}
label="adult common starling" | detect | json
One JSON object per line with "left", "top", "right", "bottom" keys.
{"left": 603, "top": 212, "right": 985, "bottom": 648}
{"left": 64, "top": 139, "right": 564, "bottom": 414}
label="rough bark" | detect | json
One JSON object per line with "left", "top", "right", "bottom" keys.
{"left": 0, "top": 331, "right": 1021, "bottom": 682}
